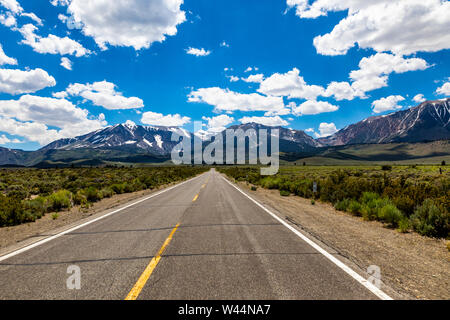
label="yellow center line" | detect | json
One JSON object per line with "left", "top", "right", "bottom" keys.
{"left": 192, "top": 194, "right": 199, "bottom": 202}
{"left": 125, "top": 223, "right": 180, "bottom": 300}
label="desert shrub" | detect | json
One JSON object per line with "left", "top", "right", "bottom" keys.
{"left": 311, "top": 199, "right": 315, "bottom": 205}
{"left": 251, "top": 186, "right": 257, "bottom": 191}
{"left": 73, "top": 190, "right": 87, "bottom": 206}
{"left": 334, "top": 199, "right": 351, "bottom": 211}
{"left": 397, "top": 218, "right": 410, "bottom": 233}
{"left": 379, "top": 204, "right": 404, "bottom": 228}
{"left": 0, "top": 195, "right": 26, "bottom": 226}
{"left": 348, "top": 200, "right": 362, "bottom": 216}
{"left": 111, "top": 183, "right": 125, "bottom": 194}
{"left": 411, "top": 199, "right": 449, "bottom": 238}
{"left": 280, "top": 190, "right": 290, "bottom": 197}
{"left": 100, "top": 187, "right": 114, "bottom": 199}
{"left": 381, "top": 165, "right": 392, "bottom": 171}
{"left": 83, "top": 187, "right": 102, "bottom": 203}
{"left": 47, "top": 190, "right": 72, "bottom": 212}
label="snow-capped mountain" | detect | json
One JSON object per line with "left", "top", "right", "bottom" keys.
{"left": 41, "top": 121, "right": 192, "bottom": 155}
{"left": 0, "top": 99, "right": 449, "bottom": 166}
{"left": 319, "top": 98, "right": 450, "bottom": 146}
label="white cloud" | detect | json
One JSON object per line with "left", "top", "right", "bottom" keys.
{"left": 349, "top": 53, "right": 430, "bottom": 93}
{"left": 60, "top": 57, "right": 73, "bottom": 70}
{"left": 0, "top": 12, "right": 16, "bottom": 27}
{"left": 305, "top": 128, "right": 315, "bottom": 133}
{"left": 436, "top": 82, "right": 450, "bottom": 96}
{"left": 239, "top": 116, "right": 289, "bottom": 127}
{"left": 0, "top": 134, "right": 21, "bottom": 144}
{"left": 258, "top": 68, "right": 325, "bottom": 100}
{"left": 0, "top": 43, "right": 17, "bottom": 65}
{"left": 188, "top": 87, "right": 290, "bottom": 116}
{"left": 242, "top": 74, "right": 264, "bottom": 83}
{"left": 65, "top": 81, "right": 144, "bottom": 110}
{"left": 58, "top": 0, "right": 186, "bottom": 50}
{"left": 413, "top": 94, "right": 426, "bottom": 103}
{"left": 141, "top": 111, "right": 190, "bottom": 127}
{"left": 227, "top": 75, "right": 239, "bottom": 82}
{"left": 186, "top": 47, "right": 211, "bottom": 57}
{"left": 18, "top": 24, "right": 91, "bottom": 57}
{"left": 0, "top": 0, "right": 22, "bottom": 14}
{"left": 288, "top": 0, "right": 450, "bottom": 56}
{"left": 220, "top": 41, "right": 229, "bottom": 48}
{"left": 291, "top": 100, "right": 339, "bottom": 115}
{"left": 201, "top": 114, "right": 235, "bottom": 134}
{"left": 52, "top": 91, "right": 68, "bottom": 99}
{"left": 316, "top": 122, "right": 338, "bottom": 138}
{"left": 0, "top": 95, "right": 107, "bottom": 144}
{"left": 371, "top": 95, "right": 405, "bottom": 114}
{"left": 21, "top": 12, "right": 42, "bottom": 26}
{"left": 0, "top": 68, "right": 56, "bottom": 95}
{"left": 324, "top": 81, "right": 361, "bottom": 101}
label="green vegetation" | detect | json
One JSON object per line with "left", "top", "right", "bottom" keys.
{"left": 218, "top": 165, "right": 449, "bottom": 238}
{"left": 0, "top": 166, "right": 207, "bottom": 227}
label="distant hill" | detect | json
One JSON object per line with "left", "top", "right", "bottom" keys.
{"left": 0, "top": 99, "right": 448, "bottom": 166}
{"left": 319, "top": 98, "right": 450, "bottom": 146}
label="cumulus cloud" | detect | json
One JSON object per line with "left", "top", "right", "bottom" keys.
{"left": 202, "top": 114, "right": 234, "bottom": 133}
{"left": 316, "top": 122, "right": 338, "bottom": 138}
{"left": 349, "top": 53, "right": 430, "bottom": 93}
{"left": 0, "top": 12, "right": 16, "bottom": 27}
{"left": 56, "top": 0, "right": 186, "bottom": 50}
{"left": 371, "top": 95, "right": 405, "bottom": 114}
{"left": 21, "top": 12, "right": 42, "bottom": 26}
{"left": 141, "top": 111, "right": 190, "bottom": 127}
{"left": 60, "top": 57, "right": 72, "bottom": 70}
{"left": 258, "top": 68, "right": 325, "bottom": 100}
{"left": 0, "top": 0, "right": 22, "bottom": 14}
{"left": 241, "top": 74, "right": 264, "bottom": 83}
{"left": 227, "top": 75, "right": 239, "bottom": 82}
{"left": 18, "top": 24, "right": 90, "bottom": 57}
{"left": 0, "top": 134, "right": 21, "bottom": 144}
{"left": 413, "top": 94, "right": 426, "bottom": 103}
{"left": 64, "top": 81, "right": 144, "bottom": 110}
{"left": 291, "top": 100, "right": 339, "bottom": 115}
{"left": 0, "top": 95, "right": 107, "bottom": 144}
{"left": 436, "top": 82, "right": 450, "bottom": 96}
{"left": 0, "top": 43, "right": 17, "bottom": 65}
{"left": 0, "top": 68, "right": 56, "bottom": 95}
{"left": 287, "top": 0, "right": 450, "bottom": 56}
{"left": 186, "top": 47, "right": 211, "bottom": 56}
{"left": 188, "top": 87, "right": 290, "bottom": 116}
{"left": 239, "top": 116, "right": 289, "bottom": 127}
{"left": 324, "top": 81, "right": 360, "bottom": 101}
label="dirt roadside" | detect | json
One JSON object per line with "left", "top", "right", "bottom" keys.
{"left": 0, "top": 180, "right": 190, "bottom": 253}
{"left": 236, "top": 181, "right": 449, "bottom": 300}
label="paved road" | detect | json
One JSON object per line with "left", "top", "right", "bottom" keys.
{"left": 0, "top": 169, "right": 382, "bottom": 300}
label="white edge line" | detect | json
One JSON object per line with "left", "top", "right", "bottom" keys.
{"left": 0, "top": 174, "right": 205, "bottom": 263}
{"left": 222, "top": 176, "right": 393, "bottom": 301}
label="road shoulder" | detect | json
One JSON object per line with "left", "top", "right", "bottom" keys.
{"left": 222, "top": 176, "right": 449, "bottom": 300}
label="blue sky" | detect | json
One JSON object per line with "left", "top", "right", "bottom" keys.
{"left": 0, "top": 0, "right": 449, "bottom": 151}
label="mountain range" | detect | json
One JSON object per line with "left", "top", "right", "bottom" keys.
{"left": 0, "top": 98, "right": 449, "bottom": 167}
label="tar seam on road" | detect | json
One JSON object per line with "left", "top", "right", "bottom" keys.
{"left": 125, "top": 223, "right": 180, "bottom": 300}
{"left": 0, "top": 174, "right": 205, "bottom": 263}
{"left": 221, "top": 176, "right": 393, "bottom": 301}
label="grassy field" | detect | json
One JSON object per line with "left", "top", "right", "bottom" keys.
{"left": 218, "top": 165, "right": 449, "bottom": 238}
{"left": 0, "top": 166, "right": 208, "bottom": 227}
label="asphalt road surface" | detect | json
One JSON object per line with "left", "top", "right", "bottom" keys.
{"left": 0, "top": 169, "right": 387, "bottom": 300}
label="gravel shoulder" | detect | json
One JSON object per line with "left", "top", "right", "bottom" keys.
{"left": 0, "top": 181, "right": 186, "bottom": 254}
{"left": 237, "top": 182, "right": 449, "bottom": 300}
